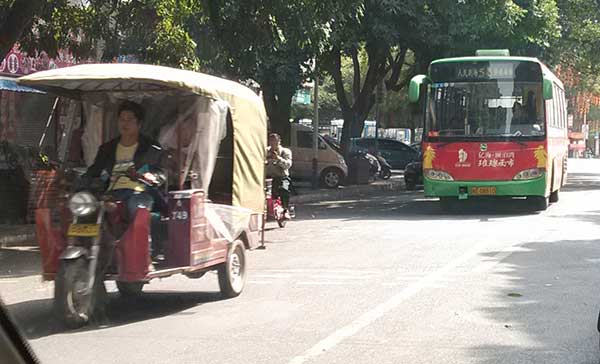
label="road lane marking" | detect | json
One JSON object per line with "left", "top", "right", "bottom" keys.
{"left": 296, "top": 281, "right": 359, "bottom": 286}
{"left": 287, "top": 244, "right": 483, "bottom": 364}
{"left": 247, "top": 280, "right": 275, "bottom": 284}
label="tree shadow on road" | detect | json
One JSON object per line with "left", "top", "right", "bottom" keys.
{"left": 0, "top": 247, "right": 42, "bottom": 278}
{"left": 293, "top": 194, "right": 541, "bottom": 223}
{"left": 467, "top": 239, "right": 600, "bottom": 363}
{"left": 6, "top": 290, "right": 223, "bottom": 340}
{"left": 291, "top": 170, "right": 600, "bottom": 223}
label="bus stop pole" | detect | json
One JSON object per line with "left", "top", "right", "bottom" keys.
{"left": 312, "top": 74, "right": 319, "bottom": 189}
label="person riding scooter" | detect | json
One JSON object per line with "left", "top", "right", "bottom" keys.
{"left": 266, "top": 133, "right": 292, "bottom": 220}
{"left": 82, "top": 101, "right": 167, "bottom": 258}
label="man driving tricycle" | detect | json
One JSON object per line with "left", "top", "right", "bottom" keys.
{"left": 81, "top": 101, "right": 167, "bottom": 262}
{"left": 19, "top": 64, "right": 267, "bottom": 328}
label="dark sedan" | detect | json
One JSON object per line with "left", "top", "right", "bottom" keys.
{"left": 350, "top": 138, "right": 419, "bottom": 169}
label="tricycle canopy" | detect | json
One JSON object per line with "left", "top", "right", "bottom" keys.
{"left": 18, "top": 63, "right": 267, "bottom": 213}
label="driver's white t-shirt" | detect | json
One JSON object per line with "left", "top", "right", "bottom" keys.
{"left": 110, "top": 143, "right": 145, "bottom": 192}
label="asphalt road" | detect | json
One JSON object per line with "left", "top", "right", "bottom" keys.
{"left": 2, "top": 158, "right": 600, "bottom": 364}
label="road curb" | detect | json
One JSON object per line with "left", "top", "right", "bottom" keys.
{"left": 0, "top": 180, "right": 406, "bottom": 247}
{"left": 0, "top": 225, "right": 37, "bottom": 248}
{"left": 291, "top": 179, "right": 405, "bottom": 204}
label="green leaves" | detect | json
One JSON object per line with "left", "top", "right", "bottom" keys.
{"left": 12, "top": 0, "right": 202, "bottom": 69}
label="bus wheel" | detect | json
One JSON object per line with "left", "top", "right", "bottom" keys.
{"left": 529, "top": 196, "right": 549, "bottom": 211}
{"left": 549, "top": 189, "right": 559, "bottom": 203}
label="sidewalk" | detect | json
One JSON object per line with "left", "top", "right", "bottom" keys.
{"left": 291, "top": 173, "right": 405, "bottom": 204}
{"left": 0, "top": 224, "right": 37, "bottom": 248}
{"left": 0, "top": 174, "right": 407, "bottom": 248}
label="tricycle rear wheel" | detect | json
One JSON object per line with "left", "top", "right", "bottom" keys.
{"left": 218, "top": 239, "right": 246, "bottom": 298}
{"left": 54, "top": 258, "right": 94, "bottom": 329}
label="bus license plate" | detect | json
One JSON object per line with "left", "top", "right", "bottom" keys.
{"left": 471, "top": 186, "right": 496, "bottom": 196}
{"left": 67, "top": 224, "right": 100, "bottom": 237}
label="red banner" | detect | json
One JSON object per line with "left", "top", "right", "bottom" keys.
{"left": 0, "top": 44, "right": 79, "bottom": 76}
{"left": 422, "top": 141, "right": 544, "bottom": 181}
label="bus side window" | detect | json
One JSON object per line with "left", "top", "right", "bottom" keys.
{"left": 560, "top": 89, "right": 566, "bottom": 129}
{"left": 557, "top": 88, "right": 562, "bottom": 128}
{"left": 553, "top": 84, "right": 560, "bottom": 128}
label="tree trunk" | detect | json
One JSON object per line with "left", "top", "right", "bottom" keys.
{"left": 0, "top": 0, "right": 45, "bottom": 60}
{"left": 339, "top": 110, "right": 356, "bottom": 157}
{"left": 261, "top": 81, "right": 295, "bottom": 145}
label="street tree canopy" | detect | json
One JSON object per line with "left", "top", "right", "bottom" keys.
{"left": 0, "top": 0, "right": 201, "bottom": 69}
{"left": 201, "top": 0, "right": 357, "bottom": 142}
{"left": 320, "top": 0, "right": 563, "bottom": 153}
{"left": 2, "top": 0, "right": 600, "bottom": 146}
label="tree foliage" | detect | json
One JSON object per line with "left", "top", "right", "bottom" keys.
{"left": 2, "top": 0, "right": 202, "bottom": 69}
{"left": 321, "top": 0, "right": 564, "bottom": 153}
{"left": 0, "top": 0, "right": 45, "bottom": 60}
{"left": 3, "top": 0, "right": 600, "bottom": 144}
{"left": 201, "top": 0, "right": 355, "bottom": 141}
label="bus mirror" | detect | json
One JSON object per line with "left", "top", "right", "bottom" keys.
{"left": 543, "top": 77, "right": 553, "bottom": 100}
{"left": 408, "top": 75, "right": 429, "bottom": 103}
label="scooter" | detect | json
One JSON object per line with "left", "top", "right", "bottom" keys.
{"left": 375, "top": 154, "right": 392, "bottom": 180}
{"left": 266, "top": 179, "right": 295, "bottom": 228}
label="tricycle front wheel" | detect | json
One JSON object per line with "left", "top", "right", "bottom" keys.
{"left": 54, "top": 258, "right": 94, "bottom": 328}
{"left": 218, "top": 240, "right": 246, "bottom": 298}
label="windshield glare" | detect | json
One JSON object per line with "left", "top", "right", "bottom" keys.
{"left": 426, "top": 81, "right": 545, "bottom": 138}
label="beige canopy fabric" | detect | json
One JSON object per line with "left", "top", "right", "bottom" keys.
{"left": 18, "top": 64, "right": 267, "bottom": 213}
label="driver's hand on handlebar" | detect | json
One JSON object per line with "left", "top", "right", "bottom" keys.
{"left": 142, "top": 172, "right": 159, "bottom": 185}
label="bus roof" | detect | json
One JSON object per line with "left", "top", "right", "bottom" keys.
{"left": 431, "top": 56, "right": 564, "bottom": 89}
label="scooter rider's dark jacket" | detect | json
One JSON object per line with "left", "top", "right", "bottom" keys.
{"left": 83, "top": 134, "right": 167, "bottom": 184}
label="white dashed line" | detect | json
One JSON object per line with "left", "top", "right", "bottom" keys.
{"left": 287, "top": 244, "right": 484, "bottom": 364}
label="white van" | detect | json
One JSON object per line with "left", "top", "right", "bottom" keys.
{"left": 289, "top": 123, "right": 348, "bottom": 188}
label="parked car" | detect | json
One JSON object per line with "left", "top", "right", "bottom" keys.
{"left": 322, "top": 135, "right": 379, "bottom": 184}
{"left": 289, "top": 124, "right": 348, "bottom": 188}
{"left": 350, "top": 138, "right": 419, "bottom": 169}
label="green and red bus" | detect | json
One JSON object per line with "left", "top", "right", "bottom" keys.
{"left": 408, "top": 50, "right": 568, "bottom": 210}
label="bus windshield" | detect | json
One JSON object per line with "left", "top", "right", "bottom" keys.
{"left": 426, "top": 81, "right": 545, "bottom": 139}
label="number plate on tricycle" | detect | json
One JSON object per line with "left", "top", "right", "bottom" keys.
{"left": 470, "top": 186, "right": 497, "bottom": 196}
{"left": 67, "top": 224, "right": 100, "bottom": 237}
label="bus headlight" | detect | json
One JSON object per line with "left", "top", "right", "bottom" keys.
{"left": 425, "top": 169, "right": 454, "bottom": 181}
{"left": 68, "top": 192, "right": 98, "bottom": 216}
{"left": 513, "top": 168, "right": 544, "bottom": 180}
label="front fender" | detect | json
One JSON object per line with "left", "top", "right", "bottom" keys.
{"left": 59, "top": 246, "right": 89, "bottom": 260}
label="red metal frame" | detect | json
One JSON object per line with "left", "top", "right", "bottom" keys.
{"left": 36, "top": 187, "right": 263, "bottom": 283}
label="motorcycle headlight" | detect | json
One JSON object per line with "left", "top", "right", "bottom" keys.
{"left": 425, "top": 169, "right": 454, "bottom": 181}
{"left": 68, "top": 192, "right": 98, "bottom": 216}
{"left": 513, "top": 168, "right": 544, "bottom": 180}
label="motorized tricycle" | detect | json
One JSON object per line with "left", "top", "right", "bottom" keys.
{"left": 19, "top": 64, "right": 267, "bottom": 328}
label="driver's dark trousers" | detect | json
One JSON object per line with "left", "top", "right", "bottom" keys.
{"left": 111, "top": 189, "right": 160, "bottom": 256}
{"left": 272, "top": 176, "right": 291, "bottom": 210}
